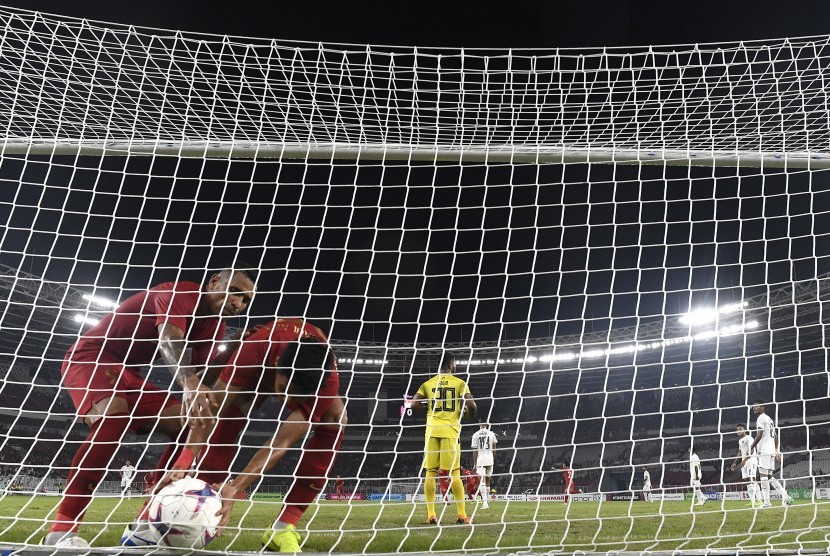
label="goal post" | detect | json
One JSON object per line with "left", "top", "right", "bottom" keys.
{"left": 0, "top": 5, "right": 829, "bottom": 555}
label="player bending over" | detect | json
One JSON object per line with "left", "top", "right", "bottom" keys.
{"left": 411, "top": 352, "right": 477, "bottom": 525}
{"left": 439, "top": 467, "right": 479, "bottom": 503}
{"left": 689, "top": 448, "right": 707, "bottom": 506}
{"left": 45, "top": 266, "right": 256, "bottom": 547}
{"left": 124, "top": 318, "right": 344, "bottom": 553}
{"left": 730, "top": 424, "right": 760, "bottom": 507}
{"left": 471, "top": 422, "right": 498, "bottom": 509}
{"left": 750, "top": 401, "right": 793, "bottom": 508}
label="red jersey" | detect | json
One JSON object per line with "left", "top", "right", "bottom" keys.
{"left": 462, "top": 467, "right": 479, "bottom": 497}
{"left": 219, "top": 318, "right": 339, "bottom": 422}
{"left": 562, "top": 467, "right": 573, "bottom": 484}
{"left": 69, "top": 281, "right": 225, "bottom": 366}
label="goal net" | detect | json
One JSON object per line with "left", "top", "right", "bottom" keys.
{"left": 0, "top": 5, "right": 829, "bottom": 554}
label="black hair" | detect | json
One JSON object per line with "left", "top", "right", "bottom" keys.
{"left": 752, "top": 399, "right": 765, "bottom": 407}
{"left": 218, "top": 260, "right": 259, "bottom": 284}
{"left": 277, "top": 337, "right": 333, "bottom": 396}
{"left": 737, "top": 424, "right": 746, "bottom": 429}
{"left": 441, "top": 351, "right": 456, "bottom": 370}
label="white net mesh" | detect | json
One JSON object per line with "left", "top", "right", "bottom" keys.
{"left": 0, "top": 7, "right": 829, "bottom": 164}
{"left": 0, "top": 6, "right": 829, "bottom": 555}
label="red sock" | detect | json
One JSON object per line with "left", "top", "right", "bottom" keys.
{"left": 278, "top": 425, "right": 342, "bottom": 525}
{"left": 149, "top": 425, "right": 189, "bottom": 485}
{"left": 51, "top": 413, "right": 130, "bottom": 533}
{"left": 196, "top": 404, "right": 245, "bottom": 485}
{"left": 134, "top": 425, "right": 189, "bottom": 521}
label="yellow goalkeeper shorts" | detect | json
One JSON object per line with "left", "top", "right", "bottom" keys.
{"left": 423, "top": 436, "right": 460, "bottom": 471}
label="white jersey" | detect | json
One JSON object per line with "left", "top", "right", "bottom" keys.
{"left": 738, "top": 435, "right": 754, "bottom": 459}
{"left": 689, "top": 453, "right": 702, "bottom": 481}
{"left": 643, "top": 470, "right": 651, "bottom": 488}
{"left": 471, "top": 428, "right": 498, "bottom": 467}
{"left": 738, "top": 434, "right": 758, "bottom": 478}
{"left": 120, "top": 465, "right": 136, "bottom": 484}
{"left": 755, "top": 413, "right": 777, "bottom": 455}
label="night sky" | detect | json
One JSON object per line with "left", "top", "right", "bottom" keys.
{"left": 1, "top": 1, "right": 829, "bottom": 346}
{"left": 3, "top": 0, "right": 830, "bottom": 49}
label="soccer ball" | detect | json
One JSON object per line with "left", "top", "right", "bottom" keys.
{"left": 148, "top": 477, "right": 222, "bottom": 548}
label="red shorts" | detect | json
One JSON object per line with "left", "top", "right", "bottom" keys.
{"left": 61, "top": 351, "right": 179, "bottom": 433}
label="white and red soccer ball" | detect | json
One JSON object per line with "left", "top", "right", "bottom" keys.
{"left": 148, "top": 477, "right": 222, "bottom": 549}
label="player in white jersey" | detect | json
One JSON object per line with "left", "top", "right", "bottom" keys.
{"left": 729, "top": 424, "right": 759, "bottom": 507}
{"left": 471, "top": 422, "right": 498, "bottom": 509}
{"left": 119, "top": 460, "right": 136, "bottom": 497}
{"left": 641, "top": 467, "right": 653, "bottom": 503}
{"left": 689, "top": 449, "right": 707, "bottom": 506}
{"left": 749, "top": 401, "right": 793, "bottom": 508}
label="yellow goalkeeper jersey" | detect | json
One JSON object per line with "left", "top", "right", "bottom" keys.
{"left": 417, "top": 373, "right": 470, "bottom": 439}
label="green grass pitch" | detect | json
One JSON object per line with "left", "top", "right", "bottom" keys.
{"left": 1, "top": 496, "right": 828, "bottom": 553}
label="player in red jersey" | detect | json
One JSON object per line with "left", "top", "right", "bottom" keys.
{"left": 463, "top": 467, "right": 480, "bottom": 500}
{"left": 335, "top": 476, "right": 346, "bottom": 497}
{"left": 560, "top": 462, "right": 577, "bottom": 504}
{"left": 45, "top": 266, "right": 257, "bottom": 547}
{"left": 128, "top": 318, "right": 346, "bottom": 553}
{"left": 440, "top": 467, "right": 480, "bottom": 501}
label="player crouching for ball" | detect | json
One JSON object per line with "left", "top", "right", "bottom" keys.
{"left": 123, "top": 318, "right": 345, "bottom": 553}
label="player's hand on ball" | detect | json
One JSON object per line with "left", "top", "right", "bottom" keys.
{"left": 154, "top": 468, "right": 190, "bottom": 493}
{"left": 213, "top": 482, "right": 242, "bottom": 530}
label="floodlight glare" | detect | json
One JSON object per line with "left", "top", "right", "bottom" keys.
{"left": 217, "top": 344, "right": 227, "bottom": 352}
{"left": 82, "top": 294, "right": 119, "bottom": 309}
{"left": 679, "top": 301, "right": 748, "bottom": 326}
{"left": 72, "top": 314, "right": 100, "bottom": 326}
{"left": 679, "top": 308, "right": 719, "bottom": 326}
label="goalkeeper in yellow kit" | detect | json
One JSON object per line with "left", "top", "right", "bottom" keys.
{"left": 412, "top": 352, "right": 477, "bottom": 524}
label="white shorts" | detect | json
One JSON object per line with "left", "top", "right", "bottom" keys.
{"left": 690, "top": 479, "right": 701, "bottom": 488}
{"left": 121, "top": 482, "right": 131, "bottom": 488}
{"left": 741, "top": 461, "right": 758, "bottom": 480}
{"left": 477, "top": 465, "right": 493, "bottom": 478}
{"left": 643, "top": 484, "right": 651, "bottom": 492}
{"left": 757, "top": 454, "right": 775, "bottom": 473}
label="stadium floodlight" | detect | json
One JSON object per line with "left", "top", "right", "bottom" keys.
{"left": 679, "top": 301, "right": 748, "bottom": 326}
{"left": 217, "top": 344, "right": 227, "bottom": 352}
{"left": 82, "top": 293, "right": 119, "bottom": 309}
{"left": 72, "top": 314, "right": 100, "bottom": 326}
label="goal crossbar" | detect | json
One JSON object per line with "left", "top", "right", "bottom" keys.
{"left": 2, "top": 141, "right": 829, "bottom": 168}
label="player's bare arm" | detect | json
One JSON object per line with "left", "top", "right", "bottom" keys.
{"left": 213, "top": 396, "right": 346, "bottom": 527}
{"left": 411, "top": 391, "right": 428, "bottom": 411}
{"left": 158, "top": 322, "right": 218, "bottom": 428}
{"left": 775, "top": 429, "right": 782, "bottom": 461}
{"left": 730, "top": 450, "right": 743, "bottom": 471}
{"left": 211, "top": 410, "right": 310, "bottom": 527}
{"left": 463, "top": 393, "right": 477, "bottom": 418}
{"left": 750, "top": 429, "right": 764, "bottom": 453}
{"left": 157, "top": 379, "right": 251, "bottom": 490}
